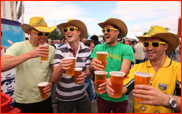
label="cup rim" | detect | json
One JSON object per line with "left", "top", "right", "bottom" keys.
{"left": 109, "top": 71, "right": 125, "bottom": 77}
{"left": 134, "top": 71, "right": 152, "bottom": 77}
{"left": 38, "top": 82, "right": 48, "bottom": 87}
{"left": 94, "top": 71, "right": 108, "bottom": 75}
{"left": 75, "top": 68, "right": 83, "bottom": 71}
{"left": 96, "top": 52, "right": 108, "bottom": 54}
{"left": 64, "top": 57, "right": 76, "bottom": 59}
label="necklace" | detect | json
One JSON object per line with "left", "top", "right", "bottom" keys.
{"left": 147, "top": 57, "right": 164, "bottom": 86}
{"left": 106, "top": 45, "right": 115, "bottom": 59}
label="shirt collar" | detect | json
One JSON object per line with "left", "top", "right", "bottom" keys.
{"left": 146, "top": 56, "right": 171, "bottom": 67}
{"left": 66, "top": 42, "right": 86, "bottom": 50}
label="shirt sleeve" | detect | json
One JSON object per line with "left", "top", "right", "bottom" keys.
{"left": 53, "top": 49, "right": 64, "bottom": 67}
{"left": 5, "top": 42, "right": 21, "bottom": 57}
{"left": 86, "top": 49, "right": 91, "bottom": 67}
{"left": 123, "top": 45, "right": 135, "bottom": 64}
{"left": 50, "top": 46, "right": 56, "bottom": 64}
{"left": 90, "top": 44, "right": 99, "bottom": 59}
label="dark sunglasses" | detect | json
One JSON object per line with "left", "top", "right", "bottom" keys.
{"left": 62, "top": 27, "right": 78, "bottom": 33}
{"left": 31, "top": 30, "right": 50, "bottom": 36}
{"left": 102, "top": 28, "right": 118, "bottom": 33}
{"left": 142, "top": 41, "right": 166, "bottom": 48}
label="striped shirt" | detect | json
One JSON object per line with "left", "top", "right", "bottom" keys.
{"left": 53, "top": 42, "right": 91, "bottom": 101}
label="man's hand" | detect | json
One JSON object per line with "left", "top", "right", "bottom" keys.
{"left": 132, "top": 85, "right": 169, "bottom": 106}
{"left": 76, "top": 72, "right": 86, "bottom": 84}
{"left": 44, "top": 82, "right": 53, "bottom": 95}
{"left": 90, "top": 58, "right": 104, "bottom": 71}
{"left": 28, "top": 45, "right": 49, "bottom": 58}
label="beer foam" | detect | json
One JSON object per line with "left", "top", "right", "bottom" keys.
{"left": 96, "top": 52, "right": 108, "bottom": 54}
{"left": 65, "top": 57, "right": 76, "bottom": 59}
{"left": 94, "top": 71, "right": 108, "bottom": 75}
{"left": 109, "top": 71, "right": 125, "bottom": 77}
{"left": 75, "top": 68, "right": 83, "bottom": 71}
{"left": 134, "top": 72, "right": 152, "bottom": 77}
{"left": 38, "top": 82, "right": 48, "bottom": 87}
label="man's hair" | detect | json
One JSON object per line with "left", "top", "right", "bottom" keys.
{"left": 112, "top": 25, "right": 121, "bottom": 38}
{"left": 91, "top": 35, "right": 99, "bottom": 41}
{"left": 84, "top": 40, "right": 94, "bottom": 47}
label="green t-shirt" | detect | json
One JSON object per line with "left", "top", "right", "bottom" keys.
{"left": 90, "top": 42, "right": 134, "bottom": 102}
{"left": 5, "top": 40, "right": 55, "bottom": 103}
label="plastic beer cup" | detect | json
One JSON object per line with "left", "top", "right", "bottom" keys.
{"left": 94, "top": 71, "right": 108, "bottom": 93}
{"left": 96, "top": 52, "right": 108, "bottom": 70}
{"left": 39, "top": 44, "right": 49, "bottom": 61}
{"left": 109, "top": 71, "right": 125, "bottom": 98}
{"left": 74, "top": 68, "right": 83, "bottom": 84}
{"left": 65, "top": 57, "right": 76, "bottom": 76}
{"left": 38, "top": 82, "right": 49, "bottom": 99}
{"left": 134, "top": 72, "right": 152, "bottom": 101}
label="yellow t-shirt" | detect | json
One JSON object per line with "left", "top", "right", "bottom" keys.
{"left": 124, "top": 57, "right": 181, "bottom": 113}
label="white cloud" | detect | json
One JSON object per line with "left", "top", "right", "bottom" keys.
{"left": 112, "top": 1, "right": 181, "bottom": 22}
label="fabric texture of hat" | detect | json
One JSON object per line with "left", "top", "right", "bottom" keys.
{"left": 57, "top": 19, "right": 87, "bottom": 39}
{"left": 98, "top": 18, "right": 128, "bottom": 38}
{"left": 136, "top": 25, "right": 180, "bottom": 52}
{"left": 21, "top": 16, "right": 56, "bottom": 33}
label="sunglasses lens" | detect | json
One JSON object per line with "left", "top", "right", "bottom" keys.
{"left": 63, "top": 28, "right": 68, "bottom": 33}
{"left": 38, "top": 32, "right": 43, "bottom": 36}
{"left": 102, "top": 30, "right": 105, "bottom": 33}
{"left": 107, "top": 29, "right": 111, "bottom": 33}
{"left": 45, "top": 33, "right": 50, "bottom": 36}
{"left": 152, "top": 42, "right": 159, "bottom": 47}
{"left": 69, "top": 27, "right": 75, "bottom": 31}
{"left": 143, "top": 42, "right": 149, "bottom": 48}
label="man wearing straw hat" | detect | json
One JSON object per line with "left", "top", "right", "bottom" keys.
{"left": 106, "top": 25, "right": 181, "bottom": 113}
{"left": 50, "top": 19, "right": 92, "bottom": 113}
{"left": 89, "top": 18, "right": 135, "bottom": 113}
{"left": 1, "top": 16, "right": 56, "bottom": 113}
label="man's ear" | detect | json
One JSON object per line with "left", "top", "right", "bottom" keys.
{"left": 164, "top": 43, "right": 169, "bottom": 51}
{"left": 28, "top": 29, "right": 31, "bottom": 35}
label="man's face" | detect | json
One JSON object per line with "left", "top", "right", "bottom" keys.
{"left": 28, "top": 29, "right": 48, "bottom": 45}
{"left": 125, "top": 40, "right": 130, "bottom": 45}
{"left": 89, "top": 42, "right": 95, "bottom": 52}
{"left": 82, "top": 38, "right": 86, "bottom": 43}
{"left": 57, "top": 40, "right": 60, "bottom": 44}
{"left": 64, "top": 26, "right": 81, "bottom": 43}
{"left": 103, "top": 24, "right": 119, "bottom": 45}
{"left": 145, "top": 37, "right": 168, "bottom": 61}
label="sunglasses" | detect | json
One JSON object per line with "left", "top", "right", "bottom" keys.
{"left": 142, "top": 41, "right": 166, "bottom": 48}
{"left": 102, "top": 28, "right": 118, "bottom": 33}
{"left": 62, "top": 27, "right": 79, "bottom": 33}
{"left": 31, "top": 30, "right": 50, "bottom": 37}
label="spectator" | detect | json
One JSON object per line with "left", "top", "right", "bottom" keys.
{"left": 91, "top": 35, "right": 101, "bottom": 46}
{"left": 81, "top": 37, "right": 87, "bottom": 43}
{"left": 134, "top": 40, "right": 145, "bottom": 64}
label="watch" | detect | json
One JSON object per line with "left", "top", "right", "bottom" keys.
{"left": 167, "top": 94, "right": 177, "bottom": 109}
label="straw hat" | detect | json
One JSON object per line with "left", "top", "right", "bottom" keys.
{"left": 57, "top": 19, "right": 87, "bottom": 39}
{"left": 98, "top": 18, "right": 128, "bottom": 38}
{"left": 136, "top": 25, "right": 180, "bottom": 52}
{"left": 21, "top": 16, "right": 56, "bottom": 33}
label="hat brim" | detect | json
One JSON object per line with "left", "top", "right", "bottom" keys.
{"left": 136, "top": 33, "right": 180, "bottom": 52}
{"left": 21, "top": 24, "right": 56, "bottom": 34}
{"left": 57, "top": 20, "right": 87, "bottom": 39}
{"left": 98, "top": 18, "right": 128, "bottom": 38}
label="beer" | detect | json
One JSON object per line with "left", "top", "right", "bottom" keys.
{"left": 65, "top": 57, "right": 76, "bottom": 76}
{"left": 74, "top": 68, "right": 83, "bottom": 84}
{"left": 38, "top": 82, "right": 49, "bottom": 99}
{"left": 134, "top": 72, "right": 152, "bottom": 101}
{"left": 39, "top": 45, "right": 49, "bottom": 61}
{"left": 94, "top": 71, "right": 108, "bottom": 93}
{"left": 109, "top": 71, "right": 125, "bottom": 98}
{"left": 96, "top": 52, "right": 108, "bottom": 70}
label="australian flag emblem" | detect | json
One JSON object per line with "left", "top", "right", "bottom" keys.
{"left": 158, "top": 83, "right": 167, "bottom": 91}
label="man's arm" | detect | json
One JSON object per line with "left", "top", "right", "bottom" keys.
{"left": 1, "top": 46, "right": 49, "bottom": 72}
{"left": 120, "top": 59, "right": 131, "bottom": 75}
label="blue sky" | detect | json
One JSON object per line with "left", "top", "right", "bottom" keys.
{"left": 23, "top": 1, "right": 181, "bottom": 39}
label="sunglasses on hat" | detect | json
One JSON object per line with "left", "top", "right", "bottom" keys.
{"left": 142, "top": 41, "right": 166, "bottom": 48}
{"left": 31, "top": 30, "right": 50, "bottom": 37}
{"left": 62, "top": 27, "right": 79, "bottom": 33}
{"left": 102, "top": 28, "right": 118, "bottom": 33}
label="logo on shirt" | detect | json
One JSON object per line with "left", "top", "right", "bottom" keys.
{"left": 158, "top": 83, "right": 167, "bottom": 91}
